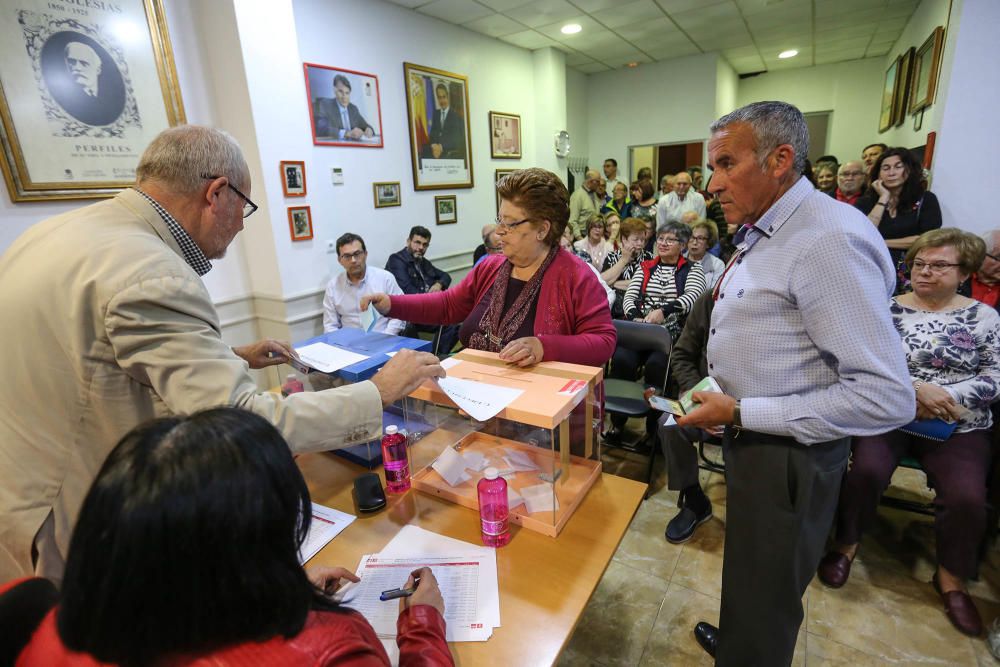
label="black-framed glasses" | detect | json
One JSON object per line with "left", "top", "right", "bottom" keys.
{"left": 690, "top": 235, "right": 711, "bottom": 243}
{"left": 987, "top": 253, "right": 1000, "bottom": 262}
{"left": 495, "top": 215, "right": 531, "bottom": 234}
{"left": 656, "top": 236, "right": 681, "bottom": 245}
{"left": 339, "top": 249, "right": 366, "bottom": 261}
{"left": 202, "top": 174, "right": 258, "bottom": 218}
{"left": 911, "top": 260, "right": 960, "bottom": 273}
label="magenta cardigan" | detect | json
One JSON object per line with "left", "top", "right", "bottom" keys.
{"left": 388, "top": 249, "right": 616, "bottom": 367}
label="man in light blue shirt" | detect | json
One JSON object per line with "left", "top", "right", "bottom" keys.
{"left": 677, "top": 101, "right": 913, "bottom": 666}
{"left": 323, "top": 233, "right": 404, "bottom": 334}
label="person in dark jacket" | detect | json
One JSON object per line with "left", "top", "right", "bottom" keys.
{"left": 386, "top": 226, "right": 459, "bottom": 355}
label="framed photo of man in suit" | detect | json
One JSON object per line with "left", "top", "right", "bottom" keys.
{"left": 403, "top": 62, "right": 473, "bottom": 191}
{"left": 0, "top": 0, "right": 185, "bottom": 202}
{"left": 304, "top": 63, "right": 383, "bottom": 148}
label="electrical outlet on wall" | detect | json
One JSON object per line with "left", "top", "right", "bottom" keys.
{"left": 326, "top": 239, "right": 336, "bottom": 254}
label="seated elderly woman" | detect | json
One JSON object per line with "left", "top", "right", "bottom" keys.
{"left": 685, "top": 219, "right": 726, "bottom": 289}
{"left": 817, "top": 228, "right": 1000, "bottom": 638}
{"left": 605, "top": 221, "right": 707, "bottom": 440}
{"left": 601, "top": 217, "right": 654, "bottom": 319}
{"left": 364, "top": 168, "right": 615, "bottom": 368}
{"left": 6, "top": 408, "right": 452, "bottom": 666}
{"left": 574, "top": 213, "right": 612, "bottom": 271}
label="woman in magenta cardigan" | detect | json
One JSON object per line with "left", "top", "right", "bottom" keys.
{"left": 363, "top": 168, "right": 615, "bottom": 368}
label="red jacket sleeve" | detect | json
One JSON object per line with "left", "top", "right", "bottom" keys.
{"left": 537, "top": 258, "right": 616, "bottom": 367}
{"left": 387, "top": 257, "right": 501, "bottom": 326}
{"left": 396, "top": 605, "right": 454, "bottom": 667}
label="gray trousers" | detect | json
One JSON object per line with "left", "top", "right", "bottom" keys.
{"left": 716, "top": 430, "right": 849, "bottom": 667}
{"left": 657, "top": 419, "right": 704, "bottom": 491}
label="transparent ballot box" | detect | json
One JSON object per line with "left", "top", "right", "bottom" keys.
{"left": 397, "top": 349, "right": 604, "bottom": 537}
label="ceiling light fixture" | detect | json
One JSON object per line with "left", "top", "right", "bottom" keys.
{"left": 561, "top": 23, "right": 582, "bottom": 35}
{"left": 778, "top": 49, "right": 798, "bottom": 59}
{"left": 626, "top": 62, "right": 639, "bottom": 68}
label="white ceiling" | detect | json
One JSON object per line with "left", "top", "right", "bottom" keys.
{"left": 383, "top": 0, "right": 920, "bottom": 75}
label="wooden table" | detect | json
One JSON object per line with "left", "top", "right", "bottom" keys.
{"left": 299, "top": 452, "right": 646, "bottom": 666}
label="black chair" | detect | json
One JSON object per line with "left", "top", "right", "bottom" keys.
{"left": 0, "top": 576, "right": 59, "bottom": 665}
{"left": 603, "top": 320, "right": 672, "bottom": 495}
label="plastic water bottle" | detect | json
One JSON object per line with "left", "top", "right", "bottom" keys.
{"left": 477, "top": 467, "right": 510, "bottom": 547}
{"left": 281, "top": 374, "right": 304, "bottom": 396}
{"left": 381, "top": 425, "right": 410, "bottom": 494}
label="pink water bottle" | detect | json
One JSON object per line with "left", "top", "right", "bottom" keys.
{"left": 381, "top": 425, "right": 410, "bottom": 494}
{"left": 477, "top": 467, "right": 511, "bottom": 547}
{"left": 281, "top": 374, "right": 304, "bottom": 397}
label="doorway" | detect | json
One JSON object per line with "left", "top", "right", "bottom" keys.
{"left": 629, "top": 140, "right": 705, "bottom": 186}
{"left": 804, "top": 111, "right": 831, "bottom": 163}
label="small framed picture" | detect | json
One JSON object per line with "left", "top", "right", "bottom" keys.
{"left": 434, "top": 195, "right": 457, "bottom": 225}
{"left": 280, "top": 160, "right": 306, "bottom": 196}
{"left": 489, "top": 111, "right": 521, "bottom": 159}
{"left": 373, "top": 181, "right": 401, "bottom": 208}
{"left": 287, "top": 206, "right": 313, "bottom": 241}
{"left": 495, "top": 168, "right": 515, "bottom": 214}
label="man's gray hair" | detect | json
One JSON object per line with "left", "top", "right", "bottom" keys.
{"left": 710, "top": 101, "right": 809, "bottom": 176}
{"left": 981, "top": 229, "right": 1000, "bottom": 254}
{"left": 136, "top": 125, "right": 248, "bottom": 194}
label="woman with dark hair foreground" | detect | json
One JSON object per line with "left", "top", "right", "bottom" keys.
{"left": 5, "top": 408, "right": 453, "bottom": 666}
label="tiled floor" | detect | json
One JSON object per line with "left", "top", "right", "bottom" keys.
{"left": 557, "top": 437, "right": 1000, "bottom": 666}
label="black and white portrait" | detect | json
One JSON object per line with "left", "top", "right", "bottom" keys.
{"left": 40, "top": 31, "right": 125, "bottom": 127}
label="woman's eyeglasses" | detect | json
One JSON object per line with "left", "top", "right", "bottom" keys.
{"left": 910, "top": 260, "right": 960, "bottom": 273}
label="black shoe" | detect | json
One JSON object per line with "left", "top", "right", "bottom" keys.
{"left": 665, "top": 489, "right": 712, "bottom": 544}
{"left": 694, "top": 622, "right": 718, "bottom": 658}
{"left": 603, "top": 427, "right": 624, "bottom": 445}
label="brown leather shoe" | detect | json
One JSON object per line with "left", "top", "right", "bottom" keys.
{"left": 933, "top": 575, "right": 983, "bottom": 636}
{"left": 817, "top": 551, "right": 852, "bottom": 588}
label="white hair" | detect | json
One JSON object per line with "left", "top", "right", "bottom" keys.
{"left": 136, "top": 125, "right": 248, "bottom": 195}
{"left": 710, "top": 101, "right": 809, "bottom": 176}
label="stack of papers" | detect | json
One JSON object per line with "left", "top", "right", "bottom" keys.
{"left": 299, "top": 503, "right": 356, "bottom": 562}
{"left": 335, "top": 526, "right": 500, "bottom": 644}
{"left": 293, "top": 342, "right": 369, "bottom": 373}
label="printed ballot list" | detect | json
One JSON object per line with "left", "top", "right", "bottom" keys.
{"left": 339, "top": 555, "right": 492, "bottom": 642}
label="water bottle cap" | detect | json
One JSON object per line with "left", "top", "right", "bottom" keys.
{"left": 484, "top": 467, "right": 499, "bottom": 480}
{"left": 385, "top": 425, "right": 398, "bottom": 435}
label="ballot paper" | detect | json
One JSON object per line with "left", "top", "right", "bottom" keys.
{"left": 359, "top": 303, "right": 379, "bottom": 332}
{"left": 432, "top": 445, "right": 472, "bottom": 487}
{"left": 299, "top": 503, "right": 356, "bottom": 562}
{"left": 507, "top": 486, "right": 525, "bottom": 510}
{"left": 520, "top": 483, "right": 559, "bottom": 514}
{"left": 502, "top": 448, "right": 539, "bottom": 472}
{"left": 440, "top": 357, "right": 462, "bottom": 370}
{"left": 293, "top": 342, "right": 369, "bottom": 373}
{"left": 435, "top": 376, "right": 523, "bottom": 422}
{"left": 462, "top": 450, "right": 488, "bottom": 472}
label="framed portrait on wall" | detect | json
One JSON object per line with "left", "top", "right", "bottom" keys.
{"left": 403, "top": 62, "right": 473, "bottom": 191}
{"left": 0, "top": 0, "right": 186, "bottom": 202}
{"left": 489, "top": 111, "right": 521, "bottom": 159}
{"left": 304, "top": 63, "right": 383, "bottom": 148}
{"left": 372, "top": 181, "right": 400, "bottom": 208}
{"left": 909, "top": 26, "right": 945, "bottom": 114}
{"left": 878, "top": 56, "right": 900, "bottom": 133}
{"left": 280, "top": 160, "right": 306, "bottom": 196}
{"left": 288, "top": 205, "right": 313, "bottom": 241}
{"left": 893, "top": 48, "right": 915, "bottom": 127}
{"left": 434, "top": 194, "right": 456, "bottom": 225}
{"left": 494, "top": 168, "right": 515, "bottom": 214}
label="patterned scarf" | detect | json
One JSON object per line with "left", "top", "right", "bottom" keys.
{"left": 470, "top": 246, "right": 558, "bottom": 352}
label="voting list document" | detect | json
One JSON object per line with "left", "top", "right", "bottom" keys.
{"left": 298, "top": 503, "right": 356, "bottom": 563}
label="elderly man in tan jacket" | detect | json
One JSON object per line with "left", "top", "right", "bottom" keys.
{"left": 0, "top": 125, "right": 444, "bottom": 583}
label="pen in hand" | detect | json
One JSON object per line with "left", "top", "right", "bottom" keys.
{"left": 380, "top": 576, "right": 420, "bottom": 601}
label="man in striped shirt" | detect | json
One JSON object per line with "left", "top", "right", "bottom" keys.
{"left": 677, "top": 102, "right": 912, "bottom": 666}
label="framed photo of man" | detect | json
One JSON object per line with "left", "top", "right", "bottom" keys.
{"left": 0, "top": 0, "right": 185, "bottom": 202}
{"left": 403, "top": 62, "right": 473, "bottom": 191}
{"left": 434, "top": 195, "right": 457, "bottom": 225}
{"left": 489, "top": 111, "right": 521, "bottom": 159}
{"left": 280, "top": 160, "right": 306, "bottom": 197}
{"left": 288, "top": 206, "right": 313, "bottom": 241}
{"left": 373, "top": 181, "right": 400, "bottom": 208}
{"left": 304, "top": 63, "right": 383, "bottom": 148}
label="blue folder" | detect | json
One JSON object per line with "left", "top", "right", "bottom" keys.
{"left": 898, "top": 417, "right": 957, "bottom": 442}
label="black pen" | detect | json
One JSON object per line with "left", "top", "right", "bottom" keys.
{"left": 380, "top": 577, "right": 420, "bottom": 601}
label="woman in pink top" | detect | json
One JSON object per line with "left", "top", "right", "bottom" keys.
{"left": 362, "top": 168, "right": 615, "bottom": 368}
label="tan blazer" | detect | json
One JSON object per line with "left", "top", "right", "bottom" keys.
{"left": 0, "top": 189, "right": 383, "bottom": 581}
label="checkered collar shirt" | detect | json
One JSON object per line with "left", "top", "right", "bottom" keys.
{"left": 134, "top": 188, "right": 212, "bottom": 276}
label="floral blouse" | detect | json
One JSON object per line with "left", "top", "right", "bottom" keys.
{"left": 891, "top": 298, "right": 1000, "bottom": 432}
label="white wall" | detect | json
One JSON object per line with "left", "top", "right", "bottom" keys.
{"left": 565, "top": 67, "right": 590, "bottom": 165}
{"left": 585, "top": 53, "right": 721, "bottom": 177}
{"left": 736, "top": 58, "right": 884, "bottom": 164}
{"left": 715, "top": 58, "right": 738, "bottom": 119}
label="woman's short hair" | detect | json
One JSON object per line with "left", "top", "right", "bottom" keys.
{"left": 58, "top": 408, "right": 333, "bottom": 666}
{"left": 602, "top": 210, "right": 621, "bottom": 225}
{"left": 905, "top": 228, "right": 986, "bottom": 276}
{"left": 871, "top": 147, "right": 926, "bottom": 210}
{"left": 690, "top": 219, "right": 718, "bottom": 246}
{"left": 815, "top": 163, "right": 836, "bottom": 180}
{"left": 497, "top": 168, "right": 569, "bottom": 246}
{"left": 633, "top": 178, "right": 654, "bottom": 200}
{"left": 619, "top": 217, "right": 648, "bottom": 241}
{"left": 656, "top": 221, "right": 692, "bottom": 245}
{"left": 584, "top": 213, "right": 605, "bottom": 234}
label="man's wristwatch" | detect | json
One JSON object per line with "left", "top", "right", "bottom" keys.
{"left": 732, "top": 399, "right": 742, "bottom": 428}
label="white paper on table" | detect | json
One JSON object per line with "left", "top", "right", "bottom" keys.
{"left": 339, "top": 554, "right": 493, "bottom": 641}
{"left": 380, "top": 639, "right": 400, "bottom": 667}
{"left": 385, "top": 350, "right": 397, "bottom": 358}
{"left": 502, "top": 448, "right": 539, "bottom": 472}
{"left": 462, "top": 450, "right": 488, "bottom": 472}
{"left": 432, "top": 445, "right": 471, "bottom": 487}
{"left": 360, "top": 303, "right": 379, "bottom": 332}
{"left": 440, "top": 357, "right": 461, "bottom": 370}
{"left": 379, "top": 526, "right": 500, "bottom": 630}
{"left": 299, "top": 503, "right": 356, "bottom": 562}
{"left": 435, "top": 376, "right": 523, "bottom": 422}
{"left": 521, "top": 483, "right": 559, "bottom": 514}
{"left": 293, "top": 342, "right": 369, "bottom": 373}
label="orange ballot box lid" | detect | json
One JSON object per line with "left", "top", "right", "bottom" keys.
{"left": 407, "top": 349, "right": 604, "bottom": 429}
